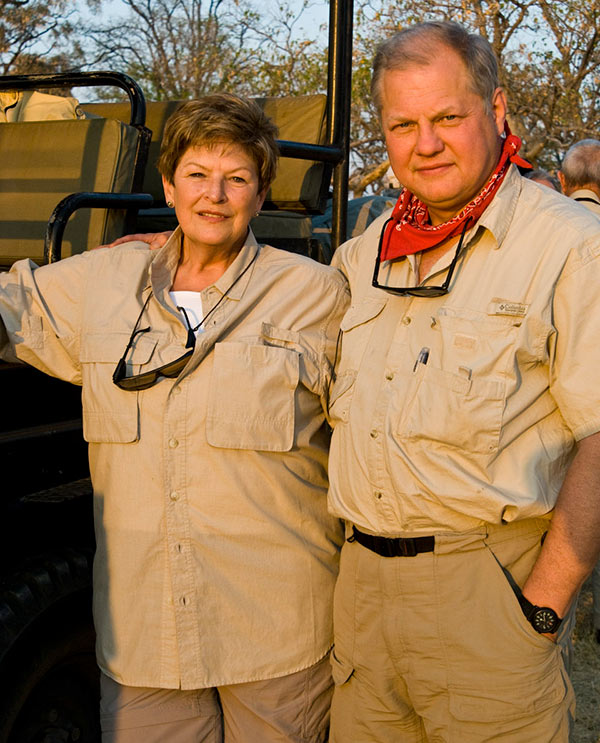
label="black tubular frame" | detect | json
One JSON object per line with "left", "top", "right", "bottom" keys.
{"left": 0, "top": 70, "right": 147, "bottom": 126}
{"left": 275, "top": 0, "right": 353, "bottom": 253}
{"left": 0, "top": 70, "right": 153, "bottom": 263}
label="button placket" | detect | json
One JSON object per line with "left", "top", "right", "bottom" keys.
{"left": 163, "top": 383, "right": 199, "bottom": 654}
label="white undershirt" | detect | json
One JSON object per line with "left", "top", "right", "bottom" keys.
{"left": 169, "top": 290, "right": 205, "bottom": 336}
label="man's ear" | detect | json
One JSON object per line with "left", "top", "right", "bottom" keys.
{"left": 491, "top": 87, "right": 508, "bottom": 136}
{"left": 557, "top": 170, "right": 567, "bottom": 195}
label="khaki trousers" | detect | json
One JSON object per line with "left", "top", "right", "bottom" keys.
{"left": 329, "top": 518, "right": 576, "bottom": 743}
{"left": 100, "top": 654, "right": 332, "bottom": 743}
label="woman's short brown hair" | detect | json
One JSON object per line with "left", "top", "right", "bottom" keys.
{"left": 158, "top": 93, "right": 279, "bottom": 193}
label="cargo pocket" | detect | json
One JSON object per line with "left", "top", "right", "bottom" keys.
{"left": 482, "top": 543, "right": 559, "bottom": 651}
{"left": 80, "top": 331, "right": 157, "bottom": 443}
{"left": 449, "top": 670, "right": 566, "bottom": 723}
{"left": 206, "top": 341, "right": 299, "bottom": 451}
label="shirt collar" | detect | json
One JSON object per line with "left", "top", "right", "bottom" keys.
{"left": 213, "top": 229, "right": 261, "bottom": 300}
{"left": 570, "top": 188, "right": 600, "bottom": 205}
{"left": 474, "top": 164, "right": 522, "bottom": 250}
{"left": 146, "top": 226, "right": 261, "bottom": 299}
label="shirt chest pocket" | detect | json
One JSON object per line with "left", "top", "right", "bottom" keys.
{"left": 396, "top": 312, "right": 519, "bottom": 457}
{"left": 80, "top": 332, "right": 158, "bottom": 443}
{"left": 206, "top": 340, "right": 300, "bottom": 451}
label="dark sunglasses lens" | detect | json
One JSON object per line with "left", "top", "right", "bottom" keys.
{"left": 115, "top": 370, "right": 159, "bottom": 391}
{"left": 156, "top": 352, "right": 193, "bottom": 378}
{"left": 375, "top": 285, "right": 448, "bottom": 297}
{"left": 408, "top": 286, "right": 448, "bottom": 297}
{"left": 113, "top": 350, "right": 193, "bottom": 391}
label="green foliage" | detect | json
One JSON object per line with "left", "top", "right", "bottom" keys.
{"left": 0, "top": 0, "right": 83, "bottom": 74}
{"left": 350, "top": 0, "right": 600, "bottom": 191}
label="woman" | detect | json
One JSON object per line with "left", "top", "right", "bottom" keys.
{"left": 0, "top": 93, "right": 349, "bottom": 742}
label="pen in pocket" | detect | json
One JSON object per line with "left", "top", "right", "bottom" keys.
{"left": 413, "top": 346, "right": 430, "bottom": 372}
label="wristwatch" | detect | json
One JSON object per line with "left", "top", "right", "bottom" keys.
{"left": 517, "top": 593, "right": 562, "bottom": 634}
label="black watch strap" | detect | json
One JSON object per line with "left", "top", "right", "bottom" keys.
{"left": 500, "top": 565, "right": 562, "bottom": 634}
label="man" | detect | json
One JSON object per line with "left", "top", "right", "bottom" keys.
{"left": 559, "top": 138, "right": 600, "bottom": 646}
{"left": 558, "top": 138, "right": 600, "bottom": 215}
{"left": 327, "top": 21, "right": 600, "bottom": 742}
{"left": 523, "top": 167, "right": 561, "bottom": 192}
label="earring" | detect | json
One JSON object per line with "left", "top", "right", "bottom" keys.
{"left": 254, "top": 211, "right": 260, "bottom": 217}
{"left": 167, "top": 200, "right": 174, "bottom": 208}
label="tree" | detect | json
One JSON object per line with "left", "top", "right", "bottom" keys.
{"left": 79, "top": 0, "right": 250, "bottom": 100}
{"left": 0, "top": 0, "right": 83, "bottom": 74}
{"left": 349, "top": 0, "right": 600, "bottom": 194}
{"left": 80, "top": 0, "right": 328, "bottom": 101}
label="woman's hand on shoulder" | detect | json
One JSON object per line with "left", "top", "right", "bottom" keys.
{"left": 93, "top": 231, "right": 173, "bottom": 251}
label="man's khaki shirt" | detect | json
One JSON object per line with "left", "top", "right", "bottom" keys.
{"left": 329, "top": 167, "right": 600, "bottom": 535}
{"left": 570, "top": 188, "right": 600, "bottom": 217}
{"left": 0, "top": 228, "right": 349, "bottom": 689}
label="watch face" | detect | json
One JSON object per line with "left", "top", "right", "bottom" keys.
{"left": 532, "top": 608, "right": 560, "bottom": 634}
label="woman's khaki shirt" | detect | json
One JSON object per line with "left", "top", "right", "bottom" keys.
{"left": 0, "top": 228, "right": 349, "bottom": 689}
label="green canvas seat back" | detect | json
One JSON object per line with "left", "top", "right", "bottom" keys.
{"left": 82, "top": 100, "right": 181, "bottom": 206}
{"left": 0, "top": 117, "right": 139, "bottom": 266}
{"left": 258, "top": 94, "right": 328, "bottom": 212}
{"left": 82, "top": 94, "right": 329, "bottom": 213}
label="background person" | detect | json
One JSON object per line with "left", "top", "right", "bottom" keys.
{"left": 558, "top": 138, "right": 600, "bottom": 215}
{"left": 326, "top": 21, "right": 600, "bottom": 742}
{"left": 0, "top": 93, "right": 349, "bottom": 742}
{"left": 523, "top": 167, "right": 561, "bottom": 191}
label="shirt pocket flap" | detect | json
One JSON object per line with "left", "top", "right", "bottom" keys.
{"left": 260, "top": 322, "right": 302, "bottom": 347}
{"left": 340, "top": 297, "right": 387, "bottom": 332}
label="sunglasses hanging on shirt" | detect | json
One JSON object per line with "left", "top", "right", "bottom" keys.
{"left": 371, "top": 217, "right": 471, "bottom": 298}
{"left": 112, "top": 251, "right": 259, "bottom": 391}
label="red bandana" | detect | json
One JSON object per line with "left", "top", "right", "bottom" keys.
{"left": 380, "top": 123, "right": 531, "bottom": 261}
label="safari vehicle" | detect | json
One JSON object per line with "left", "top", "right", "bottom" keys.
{"left": 0, "top": 1, "right": 353, "bottom": 740}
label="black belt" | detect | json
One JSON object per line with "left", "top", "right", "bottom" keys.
{"left": 349, "top": 526, "right": 435, "bottom": 557}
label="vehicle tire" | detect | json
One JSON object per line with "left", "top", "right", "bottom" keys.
{"left": 0, "top": 549, "right": 100, "bottom": 743}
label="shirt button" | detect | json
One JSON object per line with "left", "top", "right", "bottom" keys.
{"left": 176, "top": 543, "right": 183, "bottom": 553}
{"left": 370, "top": 430, "right": 379, "bottom": 439}
{"left": 172, "top": 386, "right": 181, "bottom": 396}
{"left": 403, "top": 316, "right": 412, "bottom": 325}
{"left": 374, "top": 491, "right": 383, "bottom": 500}
{"left": 169, "top": 438, "right": 179, "bottom": 449}
{"left": 385, "top": 372, "right": 394, "bottom": 381}
{"left": 179, "top": 596, "right": 188, "bottom": 607}
{"left": 169, "top": 491, "right": 179, "bottom": 501}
